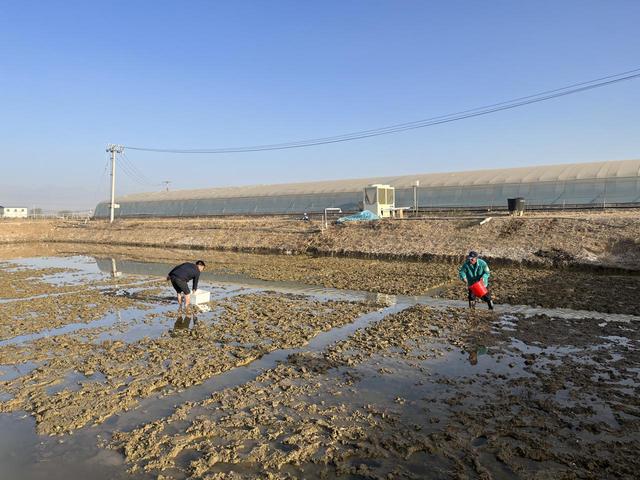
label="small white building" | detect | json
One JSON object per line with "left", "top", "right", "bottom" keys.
{"left": 0, "top": 206, "right": 28, "bottom": 218}
{"left": 363, "top": 184, "right": 395, "bottom": 218}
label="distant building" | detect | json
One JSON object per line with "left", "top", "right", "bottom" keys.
{"left": 0, "top": 206, "right": 28, "bottom": 218}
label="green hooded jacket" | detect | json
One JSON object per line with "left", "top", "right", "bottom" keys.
{"left": 458, "top": 258, "right": 490, "bottom": 287}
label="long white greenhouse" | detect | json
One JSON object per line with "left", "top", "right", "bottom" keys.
{"left": 93, "top": 159, "right": 640, "bottom": 218}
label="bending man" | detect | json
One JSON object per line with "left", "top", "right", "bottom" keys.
{"left": 458, "top": 251, "right": 494, "bottom": 310}
{"left": 166, "top": 260, "right": 206, "bottom": 308}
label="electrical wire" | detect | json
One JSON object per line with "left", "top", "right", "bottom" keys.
{"left": 119, "top": 153, "right": 150, "bottom": 184}
{"left": 122, "top": 151, "right": 155, "bottom": 183}
{"left": 117, "top": 156, "right": 147, "bottom": 185}
{"left": 117, "top": 152, "right": 159, "bottom": 187}
{"left": 123, "top": 67, "right": 640, "bottom": 154}
{"left": 92, "top": 155, "right": 111, "bottom": 207}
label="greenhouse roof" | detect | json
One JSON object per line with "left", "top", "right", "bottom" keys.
{"left": 112, "top": 159, "right": 640, "bottom": 202}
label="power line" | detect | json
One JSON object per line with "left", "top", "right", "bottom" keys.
{"left": 124, "top": 67, "right": 640, "bottom": 154}
{"left": 90, "top": 155, "right": 111, "bottom": 210}
{"left": 122, "top": 151, "right": 156, "bottom": 184}
{"left": 117, "top": 156, "right": 150, "bottom": 185}
{"left": 119, "top": 152, "right": 152, "bottom": 184}
{"left": 117, "top": 151, "right": 159, "bottom": 187}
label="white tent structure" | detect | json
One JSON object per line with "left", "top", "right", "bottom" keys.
{"left": 94, "top": 159, "right": 640, "bottom": 218}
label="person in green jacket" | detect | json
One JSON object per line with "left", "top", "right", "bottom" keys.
{"left": 459, "top": 251, "right": 494, "bottom": 310}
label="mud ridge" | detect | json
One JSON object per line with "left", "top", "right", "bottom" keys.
{"left": 11, "top": 238, "right": 639, "bottom": 276}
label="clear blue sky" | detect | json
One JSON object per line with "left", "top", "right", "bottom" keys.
{"left": 1, "top": 0, "right": 639, "bottom": 211}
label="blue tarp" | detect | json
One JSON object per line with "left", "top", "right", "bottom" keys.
{"left": 336, "top": 210, "right": 379, "bottom": 223}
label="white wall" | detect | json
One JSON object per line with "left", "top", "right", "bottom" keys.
{"left": 1, "top": 207, "right": 28, "bottom": 218}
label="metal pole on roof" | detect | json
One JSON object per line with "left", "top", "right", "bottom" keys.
{"left": 106, "top": 144, "right": 124, "bottom": 223}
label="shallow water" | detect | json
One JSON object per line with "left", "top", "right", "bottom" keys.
{"left": 0, "top": 252, "right": 638, "bottom": 479}
{"left": 0, "top": 255, "right": 405, "bottom": 479}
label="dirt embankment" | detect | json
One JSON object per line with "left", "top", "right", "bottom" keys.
{"left": 0, "top": 220, "right": 58, "bottom": 244}
{"left": 2, "top": 210, "right": 640, "bottom": 270}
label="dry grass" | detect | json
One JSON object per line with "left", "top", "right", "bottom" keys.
{"left": 2, "top": 209, "right": 640, "bottom": 269}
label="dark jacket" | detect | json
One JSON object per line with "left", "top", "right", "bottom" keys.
{"left": 168, "top": 263, "right": 201, "bottom": 291}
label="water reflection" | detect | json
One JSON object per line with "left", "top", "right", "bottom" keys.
{"left": 170, "top": 311, "right": 198, "bottom": 336}
{"left": 95, "top": 257, "right": 168, "bottom": 278}
{"left": 109, "top": 258, "right": 121, "bottom": 278}
{"left": 467, "top": 345, "right": 488, "bottom": 366}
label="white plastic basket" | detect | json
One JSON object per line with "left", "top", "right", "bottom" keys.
{"left": 191, "top": 289, "right": 211, "bottom": 305}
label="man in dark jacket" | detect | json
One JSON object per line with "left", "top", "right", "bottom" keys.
{"left": 166, "top": 260, "right": 206, "bottom": 308}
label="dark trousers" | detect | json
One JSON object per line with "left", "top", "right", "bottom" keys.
{"left": 468, "top": 290, "right": 492, "bottom": 306}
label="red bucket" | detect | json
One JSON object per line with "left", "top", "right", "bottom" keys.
{"left": 469, "top": 280, "right": 488, "bottom": 297}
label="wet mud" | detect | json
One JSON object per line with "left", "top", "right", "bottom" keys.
{"left": 0, "top": 247, "right": 638, "bottom": 479}
{"left": 0, "top": 263, "right": 74, "bottom": 299}
{"left": 20, "top": 243, "right": 640, "bottom": 315}
{"left": 0, "top": 289, "right": 149, "bottom": 340}
{"left": 437, "top": 264, "right": 640, "bottom": 316}
{"left": 212, "top": 254, "right": 640, "bottom": 315}
{"left": 0, "top": 272, "right": 378, "bottom": 435}
{"left": 110, "top": 306, "right": 640, "bottom": 479}
{"left": 0, "top": 259, "right": 161, "bottom": 340}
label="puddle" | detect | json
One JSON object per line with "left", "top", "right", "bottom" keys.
{"left": 0, "top": 361, "right": 39, "bottom": 383}
{"left": 10, "top": 255, "right": 108, "bottom": 285}
{"left": 0, "top": 411, "right": 145, "bottom": 480}
{"left": 0, "top": 307, "right": 153, "bottom": 348}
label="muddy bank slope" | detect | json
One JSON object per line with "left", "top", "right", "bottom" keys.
{"left": 2, "top": 210, "right": 639, "bottom": 269}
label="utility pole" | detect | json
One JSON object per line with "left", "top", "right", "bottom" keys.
{"left": 106, "top": 144, "right": 124, "bottom": 223}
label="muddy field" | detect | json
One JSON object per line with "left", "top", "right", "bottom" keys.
{"left": 112, "top": 307, "right": 640, "bottom": 479}
{"left": 0, "top": 244, "right": 638, "bottom": 479}
{"left": 26, "top": 242, "right": 640, "bottom": 315}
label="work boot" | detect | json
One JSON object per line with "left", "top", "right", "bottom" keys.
{"left": 487, "top": 299, "right": 494, "bottom": 310}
